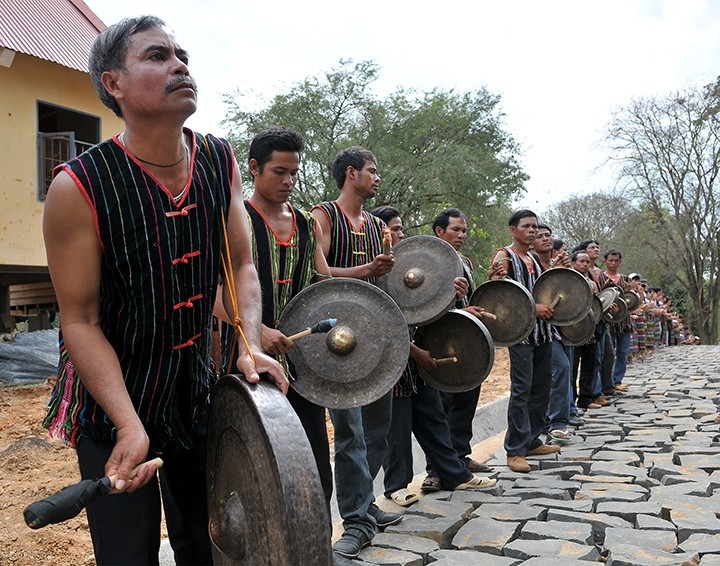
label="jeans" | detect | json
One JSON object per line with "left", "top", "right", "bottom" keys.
{"left": 384, "top": 380, "right": 468, "bottom": 496}
{"left": 330, "top": 389, "right": 392, "bottom": 538}
{"left": 505, "top": 341, "right": 553, "bottom": 456}
{"left": 439, "top": 384, "right": 482, "bottom": 461}
{"left": 564, "top": 345, "right": 579, "bottom": 416}
{"left": 612, "top": 331, "right": 631, "bottom": 385}
{"left": 593, "top": 323, "right": 615, "bottom": 397}
{"left": 546, "top": 340, "right": 571, "bottom": 430}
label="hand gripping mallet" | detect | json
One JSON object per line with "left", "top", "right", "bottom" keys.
{"left": 24, "top": 457, "right": 163, "bottom": 529}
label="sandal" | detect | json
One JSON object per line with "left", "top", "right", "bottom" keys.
{"left": 420, "top": 475, "right": 441, "bottom": 493}
{"left": 389, "top": 488, "right": 419, "bottom": 507}
{"left": 454, "top": 474, "right": 497, "bottom": 490}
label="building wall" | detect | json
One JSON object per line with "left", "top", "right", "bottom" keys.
{"left": 0, "top": 52, "right": 123, "bottom": 267}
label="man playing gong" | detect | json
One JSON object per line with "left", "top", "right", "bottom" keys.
{"left": 216, "top": 127, "right": 335, "bottom": 521}
{"left": 311, "top": 147, "right": 402, "bottom": 558}
{"left": 490, "top": 209, "right": 559, "bottom": 473}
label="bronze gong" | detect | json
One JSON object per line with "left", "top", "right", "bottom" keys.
{"left": 597, "top": 287, "right": 620, "bottom": 316}
{"left": 558, "top": 311, "right": 596, "bottom": 346}
{"left": 207, "top": 376, "right": 332, "bottom": 565}
{"left": 468, "top": 278, "right": 536, "bottom": 346}
{"left": 604, "top": 295, "right": 629, "bottom": 323}
{"left": 414, "top": 309, "right": 494, "bottom": 393}
{"left": 376, "top": 235, "right": 463, "bottom": 326}
{"left": 623, "top": 290, "right": 641, "bottom": 312}
{"left": 591, "top": 294, "right": 603, "bottom": 324}
{"left": 277, "top": 277, "right": 410, "bottom": 409}
{"left": 532, "top": 267, "right": 593, "bottom": 326}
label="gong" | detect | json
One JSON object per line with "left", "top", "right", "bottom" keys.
{"left": 623, "top": 290, "right": 641, "bottom": 312}
{"left": 532, "top": 268, "right": 593, "bottom": 326}
{"left": 277, "top": 277, "right": 410, "bottom": 409}
{"left": 376, "top": 235, "right": 463, "bottom": 326}
{"left": 468, "top": 278, "right": 536, "bottom": 346}
{"left": 207, "top": 376, "right": 332, "bottom": 565}
{"left": 604, "top": 295, "right": 629, "bottom": 323}
{"left": 597, "top": 287, "right": 620, "bottom": 316}
{"left": 591, "top": 294, "right": 603, "bottom": 324}
{"left": 558, "top": 311, "right": 597, "bottom": 346}
{"left": 413, "top": 309, "right": 494, "bottom": 393}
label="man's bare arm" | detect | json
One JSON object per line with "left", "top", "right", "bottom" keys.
{"left": 43, "top": 171, "right": 152, "bottom": 491}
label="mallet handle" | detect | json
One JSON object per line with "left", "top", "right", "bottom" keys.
{"left": 287, "top": 328, "right": 312, "bottom": 342}
{"left": 434, "top": 356, "right": 458, "bottom": 365}
{"left": 480, "top": 311, "right": 498, "bottom": 320}
{"left": 108, "top": 457, "right": 164, "bottom": 488}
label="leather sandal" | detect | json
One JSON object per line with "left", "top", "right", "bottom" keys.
{"left": 420, "top": 475, "right": 441, "bottom": 492}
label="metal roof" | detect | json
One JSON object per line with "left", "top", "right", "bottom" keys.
{"left": 0, "top": 0, "right": 106, "bottom": 73}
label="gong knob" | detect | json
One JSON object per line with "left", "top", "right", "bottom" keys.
{"left": 404, "top": 267, "right": 425, "bottom": 288}
{"left": 208, "top": 491, "right": 246, "bottom": 560}
{"left": 325, "top": 326, "right": 357, "bottom": 355}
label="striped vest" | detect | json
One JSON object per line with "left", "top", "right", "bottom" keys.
{"left": 220, "top": 201, "right": 317, "bottom": 374}
{"left": 503, "top": 246, "right": 554, "bottom": 346}
{"left": 43, "top": 130, "right": 234, "bottom": 452}
{"left": 311, "top": 201, "right": 385, "bottom": 282}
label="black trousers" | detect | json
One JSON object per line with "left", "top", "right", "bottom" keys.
{"left": 77, "top": 426, "right": 211, "bottom": 566}
{"left": 287, "top": 386, "right": 333, "bottom": 523}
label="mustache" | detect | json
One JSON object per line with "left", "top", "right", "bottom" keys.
{"left": 166, "top": 76, "right": 198, "bottom": 93}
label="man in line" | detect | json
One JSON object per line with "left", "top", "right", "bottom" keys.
{"left": 218, "top": 127, "right": 335, "bottom": 520}
{"left": 312, "top": 147, "right": 401, "bottom": 558}
{"left": 531, "top": 224, "right": 573, "bottom": 443}
{"left": 602, "top": 249, "right": 632, "bottom": 392}
{"left": 375, "top": 206, "right": 496, "bottom": 508}
{"left": 490, "top": 210, "right": 559, "bottom": 473}
{"left": 570, "top": 250, "right": 601, "bottom": 412}
{"left": 573, "top": 240, "right": 613, "bottom": 408}
{"left": 431, "top": 208, "right": 496, "bottom": 476}
{"left": 42, "top": 16, "right": 286, "bottom": 565}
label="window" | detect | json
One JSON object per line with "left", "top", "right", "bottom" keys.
{"left": 37, "top": 102, "right": 99, "bottom": 201}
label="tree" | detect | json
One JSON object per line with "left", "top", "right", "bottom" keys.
{"left": 543, "top": 191, "right": 636, "bottom": 248}
{"left": 221, "top": 59, "right": 527, "bottom": 275}
{"left": 605, "top": 85, "right": 720, "bottom": 344}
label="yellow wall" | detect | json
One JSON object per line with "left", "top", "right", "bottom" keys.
{"left": 0, "top": 53, "right": 123, "bottom": 267}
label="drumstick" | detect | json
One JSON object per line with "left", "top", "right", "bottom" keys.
{"left": 434, "top": 356, "right": 458, "bottom": 365}
{"left": 549, "top": 295, "right": 562, "bottom": 308}
{"left": 382, "top": 227, "right": 392, "bottom": 255}
{"left": 287, "top": 318, "right": 337, "bottom": 342}
{"left": 477, "top": 311, "right": 498, "bottom": 320}
{"left": 24, "top": 457, "right": 163, "bottom": 529}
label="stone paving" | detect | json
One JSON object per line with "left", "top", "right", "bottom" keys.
{"left": 345, "top": 345, "right": 720, "bottom": 565}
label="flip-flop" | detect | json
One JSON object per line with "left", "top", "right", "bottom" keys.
{"left": 389, "top": 488, "right": 419, "bottom": 507}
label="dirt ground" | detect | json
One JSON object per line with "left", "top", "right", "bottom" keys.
{"left": 0, "top": 348, "right": 510, "bottom": 565}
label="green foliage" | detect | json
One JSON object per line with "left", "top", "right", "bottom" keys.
{"left": 604, "top": 84, "right": 720, "bottom": 343}
{"left": 221, "top": 59, "right": 527, "bottom": 274}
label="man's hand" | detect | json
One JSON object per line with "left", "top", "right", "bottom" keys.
{"left": 550, "top": 251, "right": 571, "bottom": 268}
{"left": 453, "top": 277, "right": 469, "bottom": 300}
{"left": 106, "top": 421, "right": 151, "bottom": 493}
{"left": 236, "top": 351, "right": 290, "bottom": 395}
{"left": 487, "top": 259, "right": 507, "bottom": 279}
{"left": 261, "top": 327, "right": 294, "bottom": 356}
{"left": 410, "top": 344, "right": 437, "bottom": 374}
{"left": 463, "top": 305, "right": 486, "bottom": 319}
{"left": 536, "top": 303, "right": 554, "bottom": 320}
{"left": 368, "top": 253, "right": 395, "bottom": 277}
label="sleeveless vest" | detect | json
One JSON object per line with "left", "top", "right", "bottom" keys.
{"left": 43, "top": 130, "right": 234, "bottom": 452}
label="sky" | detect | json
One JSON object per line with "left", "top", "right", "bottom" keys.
{"left": 92, "top": 0, "right": 720, "bottom": 212}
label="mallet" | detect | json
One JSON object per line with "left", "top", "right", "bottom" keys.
{"left": 24, "top": 457, "right": 163, "bottom": 529}
{"left": 286, "top": 318, "right": 337, "bottom": 342}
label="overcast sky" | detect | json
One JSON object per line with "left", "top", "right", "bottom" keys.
{"left": 93, "top": 0, "right": 720, "bottom": 212}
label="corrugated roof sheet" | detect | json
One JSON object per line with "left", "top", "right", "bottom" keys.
{"left": 0, "top": 0, "right": 106, "bottom": 73}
